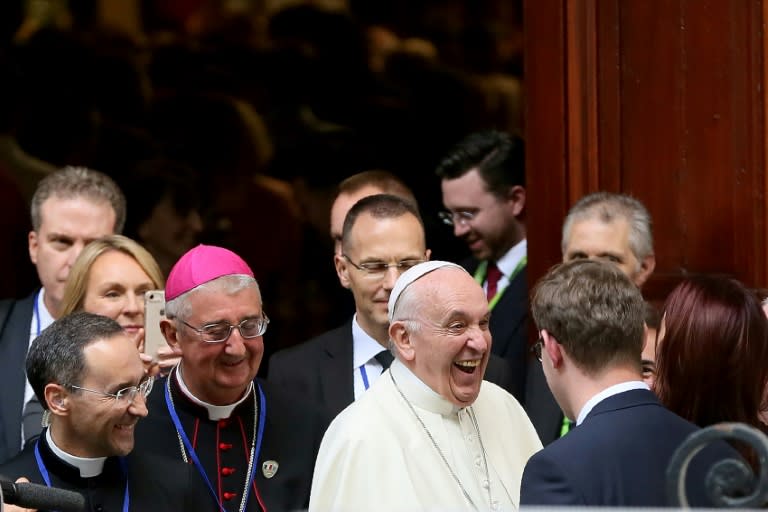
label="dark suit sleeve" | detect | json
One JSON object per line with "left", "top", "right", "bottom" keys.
{"left": 520, "top": 451, "right": 583, "bottom": 506}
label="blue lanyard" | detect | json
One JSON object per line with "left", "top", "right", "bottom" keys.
{"left": 33, "top": 289, "right": 42, "bottom": 336}
{"left": 164, "top": 378, "right": 266, "bottom": 512}
{"left": 35, "top": 439, "right": 129, "bottom": 512}
{"left": 360, "top": 366, "right": 370, "bottom": 390}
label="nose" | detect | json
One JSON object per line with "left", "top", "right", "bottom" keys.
{"left": 224, "top": 329, "right": 248, "bottom": 356}
{"left": 124, "top": 293, "right": 141, "bottom": 315}
{"left": 466, "top": 325, "right": 491, "bottom": 353}
{"left": 128, "top": 393, "right": 149, "bottom": 418}
{"left": 382, "top": 266, "right": 400, "bottom": 291}
{"left": 453, "top": 221, "right": 470, "bottom": 238}
{"left": 66, "top": 241, "right": 86, "bottom": 268}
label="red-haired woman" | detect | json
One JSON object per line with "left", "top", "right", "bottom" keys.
{"left": 654, "top": 275, "right": 768, "bottom": 433}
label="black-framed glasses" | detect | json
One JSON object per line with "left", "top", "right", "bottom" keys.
{"left": 69, "top": 376, "right": 154, "bottom": 406}
{"left": 342, "top": 254, "right": 425, "bottom": 278}
{"left": 180, "top": 315, "right": 269, "bottom": 343}
{"left": 531, "top": 336, "right": 543, "bottom": 362}
{"left": 438, "top": 210, "right": 475, "bottom": 227}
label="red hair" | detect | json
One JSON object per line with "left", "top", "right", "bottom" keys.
{"left": 654, "top": 276, "right": 768, "bottom": 429}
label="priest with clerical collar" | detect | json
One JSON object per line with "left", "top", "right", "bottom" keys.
{"left": 133, "top": 244, "right": 325, "bottom": 512}
{"left": 309, "top": 261, "right": 542, "bottom": 512}
{"left": 0, "top": 311, "right": 210, "bottom": 512}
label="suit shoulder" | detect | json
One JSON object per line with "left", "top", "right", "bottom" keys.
{"left": 269, "top": 324, "right": 349, "bottom": 368}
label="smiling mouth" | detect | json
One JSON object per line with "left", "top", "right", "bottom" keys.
{"left": 114, "top": 423, "right": 135, "bottom": 431}
{"left": 454, "top": 360, "right": 481, "bottom": 374}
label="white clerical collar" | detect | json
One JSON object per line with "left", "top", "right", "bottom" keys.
{"left": 576, "top": 380, "right": 649, "bottom": 425}
{"left": 46, "top": 428, "right": 106, "bottom": 478}
{"left": 176, "top": 365, "right": 253, "bottom": 420}
{"left": 32, "top": 288, "right": 56, "bottom": 336}
{"left": 495, "top": 238, "right": 527, "bottom": 277}
{"left": 390, "top": 359, "right": 460, "bottom": 416}
{"left": 351, "top": 314, "right": 387, "bottom": 369}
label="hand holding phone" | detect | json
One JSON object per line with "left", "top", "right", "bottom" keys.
{"left": 144, "top": 290, "right": 167, "bottom": 358}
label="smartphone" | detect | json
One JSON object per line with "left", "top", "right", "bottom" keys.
{"left": 144, "top": 290, "right": 167, "bottom": 357}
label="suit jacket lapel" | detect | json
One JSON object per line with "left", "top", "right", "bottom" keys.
{"left": 0, "top": 291, "right": 37, "bottom": 459}
{"left": 320, "top": 321, "right": 355, "bottom": 418}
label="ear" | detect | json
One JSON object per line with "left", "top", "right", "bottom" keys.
{"left": 161, "top": 319, "right": 183, "bottom": 352}
{"left": 44, "top": 383, "right": 70, "bottom": 417}
{"left": 424, "top": 248, "right": 432, "bottom": 261}
{"left": 334, "top": 253, "right": 352, "bottom": 289}
{"left": 389, "top": 321, "right": 415, "bottom": 362}
{"left": 28, "top": 231, "right": 39, "bottom": 265}
{"left": 506, "top": 185, "right": 526, "bottom": 217}
{"left": 634, "top": 254, "right": 656, "bottom": 287}
{"left": 541, "top": 329, "right": 564, "bottom": 369}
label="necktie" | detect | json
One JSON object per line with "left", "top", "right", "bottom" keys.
{"left": 374, "top": 350, "right": 394, "bottom": 371}
{"left": 22, "top": 396, "right": 44, "bottom": 446}
{"left": 485, "top": 262, "right": 503, "bottom": 302}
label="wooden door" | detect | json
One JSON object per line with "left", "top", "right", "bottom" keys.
{"left": 524, "top": 0, "right": 768, "bottom": 301}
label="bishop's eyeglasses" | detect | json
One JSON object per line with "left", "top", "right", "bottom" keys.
{"left": 180, "top": 315, "right": 270, "bottom": 343}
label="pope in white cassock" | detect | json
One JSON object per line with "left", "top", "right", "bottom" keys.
{"left": 309, "top": 261, "right": 542, "bottom": 512}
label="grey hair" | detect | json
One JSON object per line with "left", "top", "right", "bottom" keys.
{"left": 561, "top": 192, "right": 653, "bottom": 267}
{"left": 26, "top": 312, "right": 125, "bottom": 409}
{"left": 164, "top": 274, "right": 261, "bottom": 321}
{"left": 30, "top": 166, "right": 127, "bottom": 233}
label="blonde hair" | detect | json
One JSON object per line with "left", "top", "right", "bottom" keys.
{"left": 59, "top": 235, "right": 165, "bottom": 317}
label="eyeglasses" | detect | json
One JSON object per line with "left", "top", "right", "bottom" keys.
{"left": 342, "top": 254, "right": 425, "bottom": 278}
{"left": 438, "top": 210, "right": 475, "bottom": 227}
{"left": 180, "top": 315, "right": 270, "bottom": 343}
{"left": 531, "top": 336, "right": 543, "bottom": 362}
{"left": 69, "top": 376, "right": 154, "bottom": 406}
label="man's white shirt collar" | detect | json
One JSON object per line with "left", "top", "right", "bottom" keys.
{"left": 46, "top": 428, "right": 106, "bottom": 478}
{"left": 352, "top": 314, "right": 386, "bottom": 369}
{"left": 494, "top": 239, "right": 527, "bottom": 278}
{"left": 176, "top": 365, "right": 253, "bottom": 420}
{"left": 32, "top": 288, "right": 55, "bottom": 335}
{"left": 576, "top": 380, "right": 649, "bottom": 425}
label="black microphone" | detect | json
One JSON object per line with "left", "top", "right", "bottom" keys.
{"left": 0, "top": 478, "right": 85, "bottom": 512}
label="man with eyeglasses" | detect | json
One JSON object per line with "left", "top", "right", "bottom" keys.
{"left": 437, "top": 131, "right": 528, "bottom": 402}
{"left": 133, "top": 244, "right": 325, "bottom": 512}
{"left": 0, "top": 311, "right": 210, "bottom": 511}
{"left": 525, "top": 192, "right": 657, "bottom": 445}
{"left": 269, "top": 194, "right": 515, "bottom": 421}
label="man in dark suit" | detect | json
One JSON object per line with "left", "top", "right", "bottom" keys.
{"left": 521, "top": 259, "right": 729, "bottom": 507}
{"left": 269, "top": 194, "right": 516, "bottom": 420}
{"left": 0, "top": 166, "right": 125, "bottom": 464}
{"left": 0, "top": 312, "right": 210, "bottom": 511}
{"left": 133, "top": 244, "right": 325, "bottom": 512}
{"left": 437, "top": 131, "right": 528, "bottom": 401}
{"left": 525, "top": 192, "right": 657, "bottom": 445}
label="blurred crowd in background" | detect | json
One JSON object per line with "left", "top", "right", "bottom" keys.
{"left": 0, "top": 0, "right": 524, "bottom": 369}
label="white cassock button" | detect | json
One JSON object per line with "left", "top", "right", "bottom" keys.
{"left": 482, "top": 479, "right": 489, "bottom": 489}
{"left": 491, "top": 500, "right": 499, "bottom": 510}
{"left": 475, "top": 456, "right": 482, "bottom": 467}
